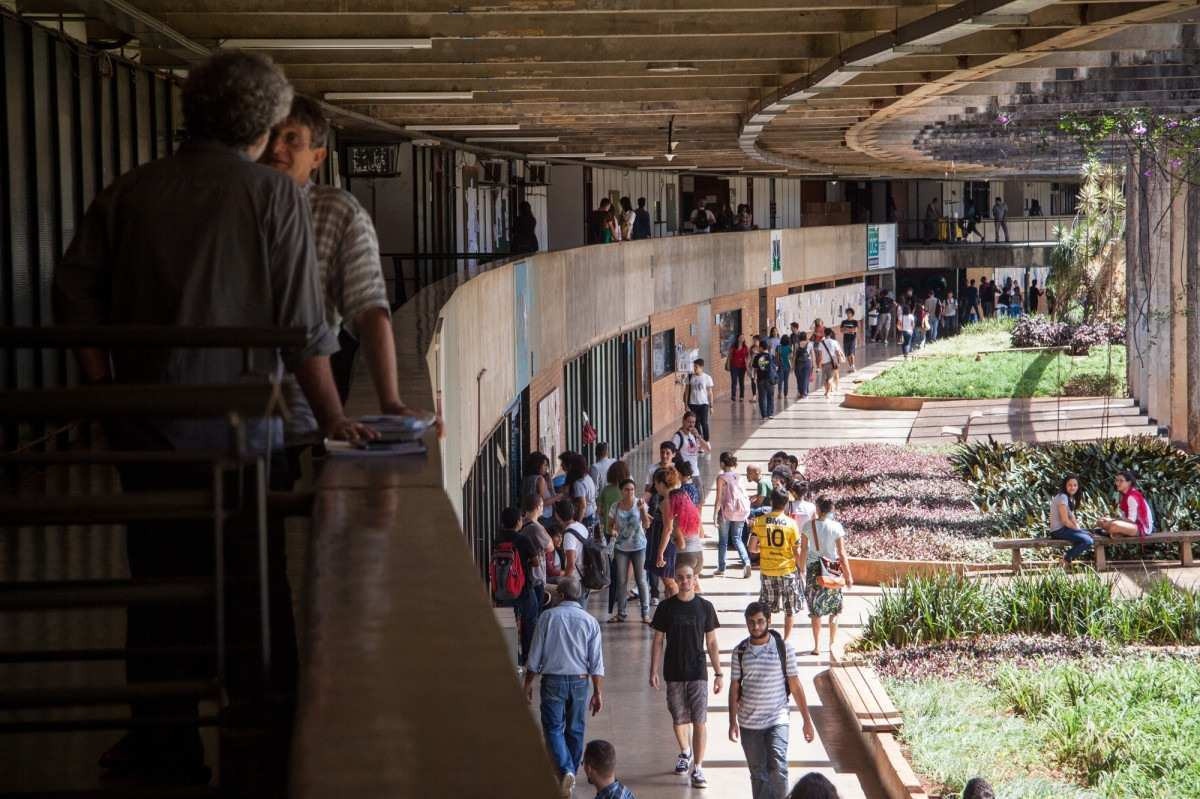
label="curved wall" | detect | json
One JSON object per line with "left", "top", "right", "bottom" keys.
{"left": 430, "top": 225, "right": 870, "bottom": 516}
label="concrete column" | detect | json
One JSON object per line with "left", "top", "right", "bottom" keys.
{"left": 1188, "top": 177, "right": 1200, "bottom": 451}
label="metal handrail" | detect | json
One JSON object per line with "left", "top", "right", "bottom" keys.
{"left": 0, "top": 325, "right": 307, "bottom": 349}
{"left": 0, "top": 383, "right": 281, "bottom": 419}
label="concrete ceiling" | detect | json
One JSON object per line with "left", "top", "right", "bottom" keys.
{"left": 19, "top": 0, "right": 1200, "bottom": 177}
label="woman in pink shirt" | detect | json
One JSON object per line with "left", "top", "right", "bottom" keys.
{"left": 729, "top": 336, "right": 750, "bottom": 402}
{"left": 1098, "top": 470, "right": 1154, "bottom": 538}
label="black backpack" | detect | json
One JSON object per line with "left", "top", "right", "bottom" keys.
{"left": 735, "top": 629, "right": 790, "bottom": 694}
{"left": 567, "top": 528, "right": 611, "bottom": 590}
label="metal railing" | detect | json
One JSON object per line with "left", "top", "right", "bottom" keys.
{"left": 896, "top": 215, "right": 1072, "bottom": 246}
{"left": 382, "top": 252, "right": 516, "bottom": 307}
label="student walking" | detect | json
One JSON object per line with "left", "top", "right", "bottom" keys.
{"left": 898, "top": 306, "right": 915, "bottom": 359}
{"left": 729, "top": 336, "right": 751, "bottom": 401}
{"left": 714, "top": 452, "right": 753, "bottom": 578}
{"left": 776, "top": 335, "right": 794, "bottom": 401}
{"left": 800, "top": 498, "right": 853, "bottom": 657}
{"left": 583, "top": 740, "right": 638, "bottom": 799}
{"left": 792, "top": 333, "right": 813, "bottom": 400}
{"left": 670, "top": 412, "right": 710, "bottom": 482}
{"left": 749, "top": 490, "right": 804, "bottom": 641}
{"left": 685, "top": 359, "right": 715, "bottom": 442}
{"left": 752, "top": 341, "right": 776, "bottom": 420}
{"left": 649, "top": 565, "right": 722, "bottom": 789}
{"left": 496, "top": 507, "right": 545, "bottom": 668}
{"left": 607, "top": 478, "right": 652, "bottom": 622}
{"left": 729, "top": 601, "right": 816, "bottom": 799}
{"left": 838, "top": 310, "right": 859, "bottom": 372}
{"left": 524, "top": 576, "right": 604, "bottom": 798}
{"left": 813, "top": 334, "right": 845, "bottom": 400}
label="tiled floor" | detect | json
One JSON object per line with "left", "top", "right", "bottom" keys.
{"left": 558, "top": 342, "right": 913, "bottom": 799}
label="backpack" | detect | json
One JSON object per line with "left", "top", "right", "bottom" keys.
{"left": 489, "top": 541, "right": 526, "bottom": 606}
{"left": 719, "top": 472, "right": 752, "bottom": 521}
{"left": 766, "top": 354, "right": 780, "bottom": 384}
{"left": 567, "top": 528, "right": 611, "bottom": 590}
{"left": 735, "top": 629, "right": 790, "bottom": 695}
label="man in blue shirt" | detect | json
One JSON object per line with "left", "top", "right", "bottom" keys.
{"left": 583, "top": 740, "right": 637, "bottom": 799}
{"left": 525, "top": 576, "right": 605, "bottom": 797}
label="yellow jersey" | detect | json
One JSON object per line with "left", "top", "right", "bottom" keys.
{"left": 751, "top": 513, "right": 801, "bottom": 576}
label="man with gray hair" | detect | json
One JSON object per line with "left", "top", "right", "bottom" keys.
{"left": 524, "top": 576, "right": 605, "bottom": 798}
{"left": 54, "top": 50, "right": 369, "bottom": 786}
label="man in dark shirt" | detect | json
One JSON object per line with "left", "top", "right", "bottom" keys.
{"left": 839, "top": 309, "right": 860, "bottom": 372}
{"left": 751, "top": 341, "right": 775, "bottom": 420}
{"left": 649, "top": 565, "right": 721, "bottom": 788}
{"left": 964, "top": 279, "right": 981, "bottom": 322}
{"left": 632, "top": 197, "right": 653, "bottom": 240}
{"left": 53, "top": 50, "right": 370, "bottom": 785}
{"left": 588, "top": 198, "right": 613, "bottom": 244}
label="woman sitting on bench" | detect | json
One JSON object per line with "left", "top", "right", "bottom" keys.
{"left": 1049, "top": 475, "right": 1092, "bottom": 566}
{"left": 1097, "top": 470, "right": 1154, "bottom": 538}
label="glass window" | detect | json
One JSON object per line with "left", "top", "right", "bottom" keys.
{"left": 652, "top": 329, "right": 676, "bottom": 379}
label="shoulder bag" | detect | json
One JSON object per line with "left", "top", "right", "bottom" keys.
{"left": 811, "top": 519, "right": 846, "bottom": 589}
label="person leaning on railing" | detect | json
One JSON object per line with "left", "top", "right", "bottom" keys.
{"left": 51, "top": 49, "right": 373, "bottom": 786}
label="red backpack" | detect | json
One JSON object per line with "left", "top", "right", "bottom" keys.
{"left": 489, "top": 541, "right": 526, "bottom": 605}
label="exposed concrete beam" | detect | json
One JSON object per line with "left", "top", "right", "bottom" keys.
{"left": 150, "top": 9, "right": 904, "bottom": 38}
{"left": 89, "top": 0, "right": 945, "bottom": 12}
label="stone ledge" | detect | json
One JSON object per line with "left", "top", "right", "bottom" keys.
{"left": 841, "top": 392, "right": 927, "bottom": 411}
{"left": 849, "top": 556, "right": 1008, "bottom": 587}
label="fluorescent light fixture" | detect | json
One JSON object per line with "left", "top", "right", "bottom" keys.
{"left": 325, "top": 91, "right": 473, "bottom": 101}
{"left": 588, "top": 155, "right": 655, "bottom": 161}
{"left": 641, "top": 165, "right": 696, "bottom": 170}
{"left": 221, "top": 38, "right": 432, "bottom": 50}
{"left": 664, "top": 152, "right": 677, "bottom": 162}
{"left": 745, "top": 169, "right": 787, "bottom": 174}
{"left": 465, "top": 136, "right": 560, "bottom": 143}
{"left": 405, "top": 124, "right": 520, "bottom": 132}
{"left": 529, "top": 152, "right": 606, "bottom": 158}
{"left": 647, "top": 62, "right": 699, "bottom": 73}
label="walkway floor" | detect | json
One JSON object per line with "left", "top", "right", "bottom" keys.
{"left": 559, "top": 342, "right": 912, "bottom": 799}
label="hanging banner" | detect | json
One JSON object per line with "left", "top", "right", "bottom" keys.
{"left": 769, "top": 229, "right": 783, "bottom": 285}
{"left": 866, "top": 223, "right": 897, "bottom": 270}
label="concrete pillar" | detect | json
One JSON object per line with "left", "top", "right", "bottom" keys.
{"left": 1189, "top": 177, "right": 1200, "bottom": 451}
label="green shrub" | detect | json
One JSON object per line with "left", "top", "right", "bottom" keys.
{"left": 859, "top": 571, "right": 1200, "bottom": 650}
{"left": 950, "top": 436, "right": 1200, "bottom": 537}
{"left": 1062, "top": 372, "right": 1123, "bottom": 397}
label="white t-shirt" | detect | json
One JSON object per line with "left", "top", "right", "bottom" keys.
{"left": 687, "top": 372, "right": 715, "bottom": 406}
{"left": 804, "top": 516, "right": 845, "bottom": 563}
{"left": 788, "top": 499, "right": 817, "bottom": 532}
{"left": 900, "top": 313, "right": 916, "bottom": 334}
{"left": 1049, "top": 493, "right": 1074, "bottom": 531}
{"left": 563, "top": 521, "right": 590, "bottom": 575}
{"left": 672, "top": 429, "right": 703, "bottom": 473}
{"left": 590, "top": 457, "right": 616, "bottom": 489}
{"left": 815, "top": 337, "right": 843, "bottom": 365}
{"left": 924, "top": 296, "right": 939, "bottom": 317}
{"left": 571, "top": 474, "right": 598, "bottom": 520}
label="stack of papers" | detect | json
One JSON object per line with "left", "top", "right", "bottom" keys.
{"left": 327, "top": 412, "right": 435, "bottom": 457}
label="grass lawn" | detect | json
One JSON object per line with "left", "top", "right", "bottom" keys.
{"left": 888, "top": 656, "right": 1200, "bottom": 799}
{"left": 918, "top": 317, "right": 1016, "bottom": 357}
{"left": 857, "top": 344, "right": 1126, "bottom": 399}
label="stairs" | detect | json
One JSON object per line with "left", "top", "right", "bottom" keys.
{"left": 907, "top": 397, "right": 1160, "bottom": 445}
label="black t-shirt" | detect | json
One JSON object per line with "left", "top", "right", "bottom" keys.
{"left": 497, "top": 529, "right": 539, "bottom": 577}
{"left": 751, "top": 351, "right": 773, "bottom": 381}
{"left": 651, "top": 595, "right": 719, "bottom": 682}
{"left": 840, "top": 319, "right": 859, "bottom": 340}
{"left": 587, "top": 210, "right": 609, "bottom": 244}
{"left": 877, "top": 296, "right": 894, "bottom": 314}
{"left": 981, "top": 283, "right": 996, "bottom": 302}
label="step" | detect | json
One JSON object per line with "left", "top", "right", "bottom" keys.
{"left": 0, "top": 579, "right": 214, "bottom": 610}
{"left": 0, "top": 492, "right": 221, "bottom": 526}
{"left": 0, "top": 681, "right": 219, "bottom": 710}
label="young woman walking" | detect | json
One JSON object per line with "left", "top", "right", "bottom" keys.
{"left": 799, "top": 497, "right": 853, "bottom": 657}
{"left": 608, "top": 478, "right": 652, "bottom": 622}
{"left": 713, "top": 452, "right": 753, "bottom": 578}
{"left": 729, "top": 336, "right": 750, "bottom": 401}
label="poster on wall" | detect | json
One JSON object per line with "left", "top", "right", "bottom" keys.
{"left": 866, "top": 223, "right": 897, "bottom": 270}
{"left": 538, "top": 389, "right": 561, "bottom": 466}
{"left": 513, "top": 259, "right": 533, "bottom": 392}
{"left": 769, "top": 229, "right": 783, "bottom": 285}
{"left": 774, "top": 283, "right": 866, "bottom": 333}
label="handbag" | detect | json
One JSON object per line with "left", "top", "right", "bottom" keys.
{"left": 811, "top": 519, "right": 846, "bottom": 589}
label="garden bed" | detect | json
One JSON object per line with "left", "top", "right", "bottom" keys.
{"left": 805, "top": 444, "right": 1002, "bottom": 563}
{"left": 856, "top": 571, "right": 1200, "bottom": 798}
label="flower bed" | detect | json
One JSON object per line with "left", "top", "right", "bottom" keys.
{"left": 805, "top": 444, "right": 998, "bottom": 562}
{"left": 1010, "top": 315, "right": 1125, "bottom": 355}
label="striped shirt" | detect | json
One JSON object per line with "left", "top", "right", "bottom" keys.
{"left": 731, "top": 636, "right": 799, "bottom": 729}
{"left": 284, "top": 183, "right": 391, "bottom": 439}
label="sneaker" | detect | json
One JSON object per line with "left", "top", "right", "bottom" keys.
{"left": 674, "top": 752, "right": 692, "bottom": 774}
{"left": 713, "top": 569, "right": 726, "bottom": 577}
{"left": 691, "top": 767, "right": 708, "bottom": 788}
{"left": 743, "top": 563, "right": 753, "bottom": 579}
{"left": 560, "top": 772, "right": 575, "bottom": 798}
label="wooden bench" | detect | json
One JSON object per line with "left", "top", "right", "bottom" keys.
{"left": 993, "top": 531, "right": 1200, "bottom": 572}
{"left": 829, "top": 662, "right": 902, "bottom": 733}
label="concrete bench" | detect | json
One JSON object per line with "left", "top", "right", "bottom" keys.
{"left": 829, "top": 663, "right": 902, "bottom": 733}
{"left": 993, "top": 531, "right": 1200, "bottom": 572}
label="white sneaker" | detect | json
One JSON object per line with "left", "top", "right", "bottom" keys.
{"left": 743, "top": 563, "right": 753, "bottom": 579}
{"left": 560, "top": 772, "right": 575, "bottom": 798}
{"left": 674, "top": 751, "right": 692, "bottom": 774}
{"left": 691, "top": 767, "right": 708, "bottom": 788}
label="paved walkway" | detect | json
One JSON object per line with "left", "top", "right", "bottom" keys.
{"left": 560, "top": 342, "right": 913, "bottom": 799}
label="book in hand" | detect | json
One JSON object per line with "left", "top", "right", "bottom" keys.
{"left": 327, "top": 412, "right": 435, "bottom": 457}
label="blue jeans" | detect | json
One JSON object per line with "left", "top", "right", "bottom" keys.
{"left": 928, "top": 316, "right": 939, "bottom": 341}
{"left": 718, "top": 519, "right": 751, "bottom": 572}
{"left": 1050, "top": 527, "right": 1093, "bottom": 562}
{"left": 901, "top": 331, "right": 913, "bottom": 355}
{"left": 795, "top": 361, "right": 811, "bottom": 398}
{"left": 540, "top": 674, "right": 589, "bottom": 777}
{"left": 614, "top": 547, "right": 650, "bottom": 618}
{"left": 513, "top": 580, "right": 544, "bottom": 666}
{"left": 758, "top": 382, "right": 775, "bottom": 418}
{"left": 777, "top": 365, "right": 791, "bottom": 398}
{"left": 740, "top": 724, "right": 790, "bottom": 799}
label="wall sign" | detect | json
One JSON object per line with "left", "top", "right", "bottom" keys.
{"left": 866, "top": 223, "right": 897, "bottom": 270}
{"left": 769, "top": 229, "right": 783, "bottom": 285}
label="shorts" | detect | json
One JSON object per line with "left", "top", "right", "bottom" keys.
{"left": 760, "top": 573, "right": 803, "bottom": 616}
{"left": 675, "top": 550, "right": 704, "bottom": 576}
{"left": 666, "top": 680, "right": 709, "bottom": 725}
{"left": 842, "top": 336, "right": 856, "bottom": 357}
{"left": 820, "top": 363, "right": 837, "bottom": 383}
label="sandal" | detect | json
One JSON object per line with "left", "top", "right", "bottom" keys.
{"left": 607, "top": 615, "right": 624, "bottom": 623}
